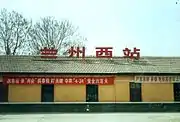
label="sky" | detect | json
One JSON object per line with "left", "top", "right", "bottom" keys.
{"left": 0, "top": 0, "right": 180, "bottom": 56}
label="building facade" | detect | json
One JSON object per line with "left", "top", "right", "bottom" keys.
{"left": 0, "top": 56, "right": 180, "bottom": 103}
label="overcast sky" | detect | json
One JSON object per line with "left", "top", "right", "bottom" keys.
{"left": 0, "top": 0, "right": 180, "bottom": 56}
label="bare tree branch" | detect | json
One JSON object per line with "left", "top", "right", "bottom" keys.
{"left": 0, "top": 8, "right": 32, "bottom": 55}
{"left": 28, "top": 16, "right": 87, "bottom": 55}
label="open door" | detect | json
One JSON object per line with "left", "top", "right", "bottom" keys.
{"left": 174, "top": 83, "right": 180, "bottom": 101}
{"left": 0, "top": 82, "right": 8, "bottom": 102}
{"left": 130, "top": 82, "right": 142, "bottom": 102}
{"left": 86, "top": 85, "right": 98, "bottom": 102}
{"left": 41, "top": 84, "right": 54, "bottom": 102}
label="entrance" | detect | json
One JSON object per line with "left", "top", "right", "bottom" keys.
{"left": 86, "top": 85, "right": 98, "bottom": 102}
{"left": 0, "top": 82, "right": 8, "bottom": 102}
{"left": 174, "top": 83, "right": 180, "bottom": 101}
{"left": 130, "top": 82, "right": 142, "bottom": 102}
{"left": 41, "top": 84, "right": 54, "bottom": 102}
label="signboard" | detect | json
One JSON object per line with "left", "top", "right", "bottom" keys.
{"left": 3, "top": 76, "right": 115, "bottom": 85}
{"left": 68, "top": 46, "right": 140, "bottom": 59}
{"left": 95, "top": 47, "right": 113, "bottom": 58}
{"left": 68, "top": 47, "right": 85, "bottom": 58}
{"left": 123, "top": 47, "right": 140, "bottom": 60}
{"left": 135, "top": 76, "right": 180, "bottom": 83}
{"left": 40, "top": 46, "right": 141, "bottom": 60}
{"left": 40, "top": 47, "right": 58, "bottom": 58}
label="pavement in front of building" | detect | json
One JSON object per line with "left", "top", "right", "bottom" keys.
{"left": 0, "top": 113, "right": 180, "bottom": 122}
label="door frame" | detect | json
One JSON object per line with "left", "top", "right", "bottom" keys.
{"left": 174, "top": 83, "right": 180, "bottom": 101}
{"left": 86, "top": 84, "right": 98, "bottom": 102}
{"left": 129, "top": 82, "right": 142, "bottom": 102}
{"left": 0, "top": 82, "right": 8, "bottom": 102}
{"left": 41, "top": 84, "right": 54, "bottom": 102}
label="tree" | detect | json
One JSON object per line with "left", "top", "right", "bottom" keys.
{"left": 28, "top": 16, "right": 87, "bottom": 55}
{"left": 0, "top": 8, "right": 32, "bottom": 55}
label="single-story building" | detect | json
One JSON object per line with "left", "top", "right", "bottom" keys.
{"left": 0, "top": 55, "right": 180, "bottom": 113}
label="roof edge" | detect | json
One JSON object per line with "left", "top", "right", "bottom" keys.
{"left": 0, "top": 55, "right": 180, "bottom": 58}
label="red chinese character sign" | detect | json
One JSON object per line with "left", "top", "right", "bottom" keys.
{"left": 40, "top": 47, "right": 58, "bottom": 58}
{"left": 3, "top": 76, "right": 115, "bottom": 85}
{"left": 123, "top": 47, "right": 140, "bottom": 60}
{"left": 96, "top": 47, "right": 113, "bottom": 58}
{"left": 40, "top": 46, "right": 141, "bottom": 60}
{"left": 68, "top": 46, "right": 85, "bottom": 58}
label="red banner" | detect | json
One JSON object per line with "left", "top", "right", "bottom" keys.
{"left": 3, "top": 76, "right": 114, "bottom": 85}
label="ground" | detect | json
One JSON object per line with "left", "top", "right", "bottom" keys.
{"left": 0, "top": 113, "right": 180, "bottom": 122}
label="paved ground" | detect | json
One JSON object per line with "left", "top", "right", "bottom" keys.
{"left": 0, "top": 113, "right": 180, "bottom": 122}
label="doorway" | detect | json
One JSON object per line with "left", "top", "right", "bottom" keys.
{"left": 174, "top": 83, "right": 180, "bottom": 101}
{"left": 41, "top": 84, "right": 54, "bottom": 102}
{"left": 130, "top": 82, "right": 142, "bottom": 102}
{"left": 0, "top": 82, "right": 8, "bottom": 102}
{"left": 86, "top": 85, "right": 98, "bottom": 102}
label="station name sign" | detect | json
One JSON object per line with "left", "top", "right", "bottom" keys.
{"left": 135, "top": 76, "right": 180, "bottom": 83}
{"left": 3, "top": 76, "right": 115, "bottom": 85}
{"left": 40, "top": 46, "right": 141, "bottom": 60}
